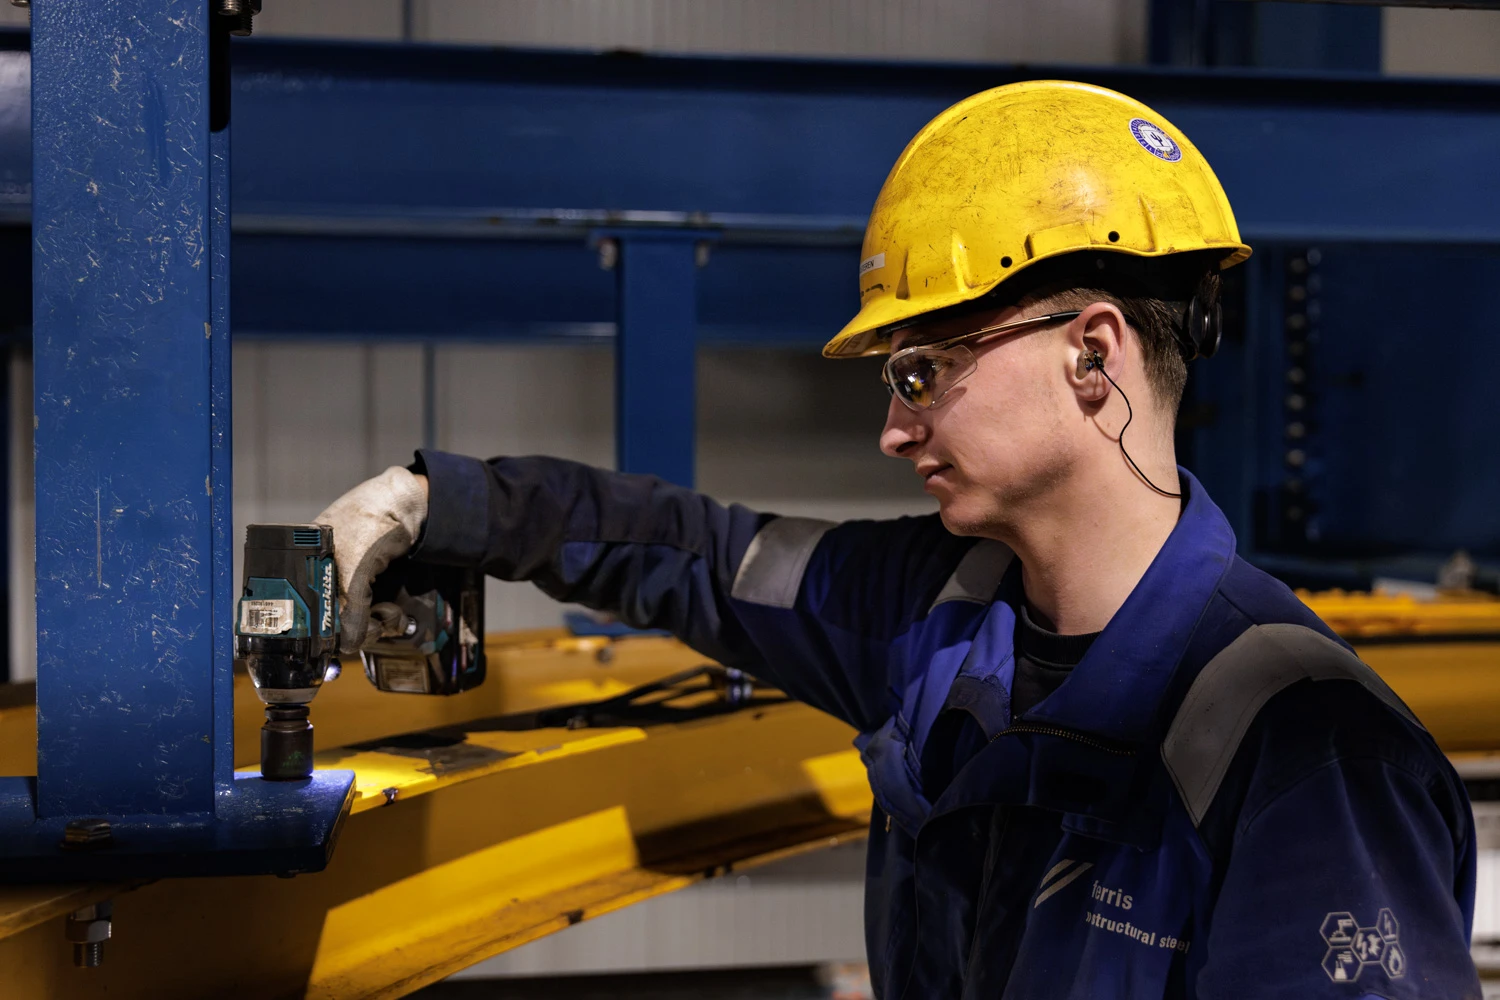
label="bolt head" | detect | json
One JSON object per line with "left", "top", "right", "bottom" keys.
{"left": 597, "top": 238, "right": 619, "bottom": 270}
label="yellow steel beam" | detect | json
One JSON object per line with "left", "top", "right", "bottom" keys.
{"left": 1301, "top": 588, "right": 1500, "bottom": 639}
{"left": 0, "top": 630, "right": 708, "bottom": 777}
{"left": 0, "top": 589, "right": 1495, "bottom": 998}
{"left": 0, "top": 698, "right": 868, "bottom": 998}
{"left": 1300, "top": 589, "right": 1500, "bottom": 754}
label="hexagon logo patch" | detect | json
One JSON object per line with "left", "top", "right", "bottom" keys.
{"left": 1320, "top": 908, "right": 1406, "bottom": 982}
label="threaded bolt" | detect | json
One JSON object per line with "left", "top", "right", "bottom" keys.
{"left": 218, "top": 0, "right": 260, "bottom": 36}
{"left": 65, "top": 901, "right": 112, "bottom": 968}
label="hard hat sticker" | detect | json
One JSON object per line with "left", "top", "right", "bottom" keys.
{"left": 860, "top": 252, "right": 886, "bottom": 276}
{"left": 1129, "top": 119, "right": 1182, "bottom": 162}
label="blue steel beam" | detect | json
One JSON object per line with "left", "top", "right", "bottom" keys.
{"left": 219, "top": 43, "right": 1499, "bottom": 342}
{"left": 0, "top": 34, "right": 1495, "bottom": 343}
{"left": 606, "top": 232, "right": 707, "bottom": 487}
{"left": 1149, "top": 0, "right": 1381, "bottom": 71}
{"left": 0, "top": 2, "right": 350, "bottom": 881}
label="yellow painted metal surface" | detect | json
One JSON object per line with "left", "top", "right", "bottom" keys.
{"left": 1301, "top": 589, "right": 1500, "bottom": 639}
{"left": 1300, "top": 589, "right": 1500, "bottom": 753}
{"left": 0, "top": 589, "right": 1495, "bottom": 998}
{"left": 0, "top": 698, "right": 868, "bottom": 999}
{"left": 0, "top": 630, "right": 707, "bottom": 776}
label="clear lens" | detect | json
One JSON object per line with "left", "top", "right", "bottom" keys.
{"left": 886, "top": 347, "right": 976, "bottom": 410}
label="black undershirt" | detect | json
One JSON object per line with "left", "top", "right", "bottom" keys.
{"left": 923, "top": 607, "right": 1101, "bottom": 800}
{"left": 1009, "top": 605, "right": 1100, "bottom": 719}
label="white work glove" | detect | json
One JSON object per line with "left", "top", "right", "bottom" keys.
{"left": 313, "top": 466, "right": 429, "bottom": 655}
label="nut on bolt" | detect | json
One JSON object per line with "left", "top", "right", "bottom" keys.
{"left": 65, "top": 901, "right": 113, "bottom": 968}
{"left": 217, "top": 0, "right": 262, "bottom": 36}
{"left": 61, "top": 818, "right": 113, "bottom": 850}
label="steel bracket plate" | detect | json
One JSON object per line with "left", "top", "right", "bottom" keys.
{"left": 0, "top": 771, "right": 354, "bottom": 882}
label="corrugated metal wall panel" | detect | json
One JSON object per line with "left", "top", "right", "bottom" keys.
{"left": 8, "top": 341, "right": 930, "bottom": 673}
{"left": 417, "top": 0, "right": 1147, "bottom": 65}
{"left": 453, "top": 843, "right": 869, "bottom": 978}
{"left": 254, "top": 0, "right": 405, "bottom": 41}
{"left": 1383, "top": 7, "right": 1500, "bottom": 79}
{"left": 222, "top": 341, "right": 929, "bottom": 638}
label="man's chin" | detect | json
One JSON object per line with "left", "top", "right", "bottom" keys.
{"left": 936, "top": 498, "right": 991, "bottom": 538}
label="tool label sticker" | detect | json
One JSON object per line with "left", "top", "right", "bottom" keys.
{"left": 1129, "top": 119, "right": 1182, "bottom": 162}
{"left": 240, "top": 599, "right": 295, "bottom": 635}
{"left": 376, "top": 658, "right": 430, "bottom": 694}
{"left": 859, "top": 252, "right": 886, "bottom": 276}
{"left": 320, "top": 561, "right": 336, "bottom": 635}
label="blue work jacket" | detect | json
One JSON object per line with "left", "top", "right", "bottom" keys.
{"left": 412, "top": 449, "right": 1480, "bottom": 999}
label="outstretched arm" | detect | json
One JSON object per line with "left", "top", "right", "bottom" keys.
{"left": 393, "top": 449, "right": 969, "bottom": 732}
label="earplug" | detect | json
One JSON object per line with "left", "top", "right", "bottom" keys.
{"left": 1076, "top": 350, "right": 1103, "bottom": 379}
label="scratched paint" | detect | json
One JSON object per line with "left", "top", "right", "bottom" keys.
{"left": 31, "top": 0, "right": 217, "bottom": 817}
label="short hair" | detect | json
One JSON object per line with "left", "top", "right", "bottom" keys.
{"left": 891, "top": 252, "right": 1222, "bottom": 415}
{"left": 1016, "top": 281, "right": 1191, "bottom": 414}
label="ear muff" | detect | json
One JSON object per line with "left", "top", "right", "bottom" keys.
{"left": 1177, "top": 272, "right": 1223, "bottom": 361}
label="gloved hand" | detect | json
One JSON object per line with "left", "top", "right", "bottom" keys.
{"left": 313, "top": 466, "right": 429, "bottom": 655}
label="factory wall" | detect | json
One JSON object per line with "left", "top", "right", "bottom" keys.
{"left": 2, "top": 0, "right": 1498, "bottom": 985}
{"left": 248, "top": 0, "right": 1148, "bottom": 65}
{"left": 1, "top": 0, "right": 1499, "bottom": 71}
{"left": 9, "top": 342, "right": 930, "bottom": 683}
{"left": 230, "top": 340, "right": 931, "bottom": 641}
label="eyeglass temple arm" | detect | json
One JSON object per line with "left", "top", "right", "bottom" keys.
{"left": 923, "top": 310, "right": 1084, "bottom": 352}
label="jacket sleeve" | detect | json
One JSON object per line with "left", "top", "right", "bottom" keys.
{"left": 408, "top": 449, "right": 969, "bottom": 733}
{"left": 1193, "top": 752, "right": 1480, "bottom": 999}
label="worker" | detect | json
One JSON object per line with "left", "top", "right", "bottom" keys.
{"left": 315, "top": 82, "right": 1479, "bottom": 997}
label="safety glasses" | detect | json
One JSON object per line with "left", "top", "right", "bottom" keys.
{"left": 881, "top": 311, "right": 1082, "bottom": 411}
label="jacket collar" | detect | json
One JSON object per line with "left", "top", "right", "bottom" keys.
{"left": 1018, "top": 467, "right": 1237, "bottom": 746}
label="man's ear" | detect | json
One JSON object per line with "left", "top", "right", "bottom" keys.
{"left": 1066, "top": 302, "right": 1129, "bottom": 404}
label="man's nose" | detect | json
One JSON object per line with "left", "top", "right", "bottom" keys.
{"left": 879, "top": 395, "right": 928, "bottom": 459}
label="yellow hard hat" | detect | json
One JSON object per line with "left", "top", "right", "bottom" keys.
{"left": 823, "top": 80, "right": 1252, "bottom": 359}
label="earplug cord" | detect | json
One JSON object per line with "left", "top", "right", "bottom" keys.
{"left": 1090, "top": 359, "right": 1182, "bottom": 500}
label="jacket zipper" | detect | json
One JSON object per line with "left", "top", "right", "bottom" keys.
{"left": 988, "top": 721, "right": 1135, "bottom": 756}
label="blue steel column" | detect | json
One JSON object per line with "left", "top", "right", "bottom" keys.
{"left": 210, "top": 22, "right": 235, "bottom": 793}
{"left": 32, "top": 1, "right": 217, "bottom": 816}
{"left": 612, "top": 233, "right": 705, "bottom": 488}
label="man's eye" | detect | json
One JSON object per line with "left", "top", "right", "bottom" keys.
{"left": 907, "top": 357, "right": 941, "bottom": 386}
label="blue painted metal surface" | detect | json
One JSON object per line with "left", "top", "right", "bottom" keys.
{"left": 0, "top": 33, "right": 1492, "bottom": 649}
{"left": 607, "top": 231, "right": 708, "bottom": 487}
{"left": 213, "top": 44, "right": 1500, "bottom": 343}
{"left": 1260, "top": 244, "right": 1500, "bottom": 559}
{"left": 1150, "top": 0, "right": 1380, "bottom": 71}
{"left": 210, "top": 22, "right": 237, "bottom": 794}
{"left": 1, "top": 2, "right": 351, "bottom": 881}
{"left": 0, "top": 34, "right": 1492, "bottom": 343}
{"left": 0, "top": 771, "right": 353, "bottom": 880}
{"left": 32, "top": 0, "right": 218, "bottom": 818}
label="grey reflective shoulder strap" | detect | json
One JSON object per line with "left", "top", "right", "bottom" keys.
{"left": 929, "top": 539, "right": 1015, "bottom": 612}
{"left": 730, "top": 516, "right": 835, "bottom": 609}
{"left": 1161, "top": 623, "right": 1422, "bottom": 827}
